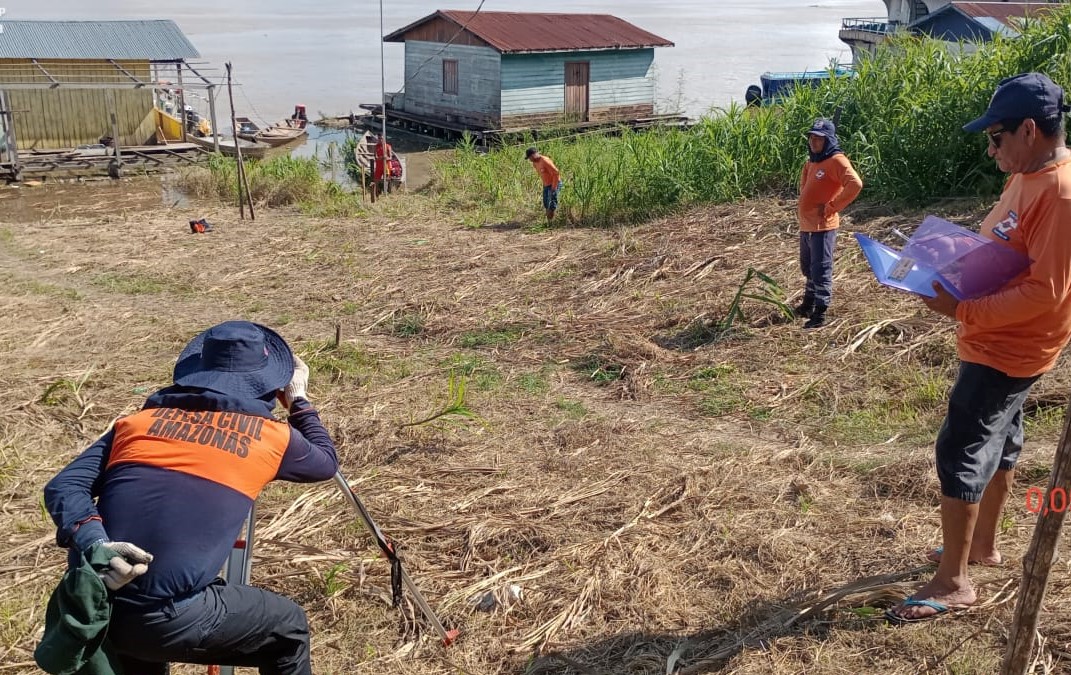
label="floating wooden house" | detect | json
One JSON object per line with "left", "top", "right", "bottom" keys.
{"left": 0, "top": 20, "right": 220, "bottom": 179}
{"left": 381, "top": 10, "right": 675, "bottom": 132}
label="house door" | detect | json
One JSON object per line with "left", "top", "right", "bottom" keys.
{"left": 564, "top": 62, "right": 589, "bottom": 122}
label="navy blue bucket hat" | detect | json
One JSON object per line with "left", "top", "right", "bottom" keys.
{"left": 173, "top": 321, "right": 294, "bottom": 398}
{"left": 964, "top": 72, "right": 1070, "bottom": 132}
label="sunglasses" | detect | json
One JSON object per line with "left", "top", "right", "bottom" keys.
{"left": 986, "top": 128, "right": 1008, "bottom": 148}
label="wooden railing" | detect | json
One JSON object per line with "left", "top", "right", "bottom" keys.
{"left": 840, "top": 17, "right": 901, "bottom": 36}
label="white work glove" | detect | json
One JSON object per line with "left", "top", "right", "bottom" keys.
{"left": 279, "top": 355, "right": 309, "bottom": 409}
{"left": 97, "top": 541, "right": 153, "bottom": 591}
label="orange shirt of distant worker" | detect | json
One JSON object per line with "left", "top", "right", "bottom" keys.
{"left": 373, "top": 139, "right": 392, "bottom": 181}
{"left": 532, "top": 155, "right": 561, "bottom": 187}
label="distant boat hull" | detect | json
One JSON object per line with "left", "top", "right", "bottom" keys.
{"left": 251, "top": 125, "right": 309, "bottom": 147}
{"left": 188, "top": 134, "right": 272, "bottom": 160}
{"left": 746, "top": 67, "right": 854, "bottom": 106}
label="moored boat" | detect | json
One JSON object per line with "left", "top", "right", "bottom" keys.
{"left": 251, "top": 121, "right": 308, "bottom": 147}
{"left": 352, "top": 130, "right": 404, "bottom": 188}
{"left": 187, "top": 134, "right": 272, "bottom": 160}
{"left": 745, "top": 66, "right": 854, "bottom": 107}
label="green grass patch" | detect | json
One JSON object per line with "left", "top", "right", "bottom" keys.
{"left": 93, "top": 271, "right": 183, "bottom": 295}
{"left": 444, "top": 353, "right": 501, "bottom": 391}
{"left": 688, "top": 365, "right": 750, "bottom": 417}
{"left": 7, "top": 277, "right": 82, "bottom": 300}
{"left": 391, "top": 312, "right": 425, "bottom": 337}
{"left": 1025, "top": 403, "right": 1067, "bottom": 437}
{"left": 303, "top": 341, "right": 376, "bottom": 384}
{"left": 823, "top": 405, "right": 937, "bottom": 446}
{"left": 458, "top": 326, "right": 524, "bottom": 348}
{"left": 571, "top": 353, "right": 625, "bottom": 386}
{"left": 516, "top": 370, "right": 550, "bottom": 396}
{"left": 555, "top": 398, "right": 588, "bottom": 419}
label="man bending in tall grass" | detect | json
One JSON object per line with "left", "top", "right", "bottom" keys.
{"left": 526, "top": 146, "right": 562, "bottom": 223}
{"left": 887, "top": 72, "right": 1071, "bottom": 624}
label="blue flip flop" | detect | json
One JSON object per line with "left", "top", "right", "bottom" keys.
{"left": 885, "top": 597, "right": 961, "bottom": 625}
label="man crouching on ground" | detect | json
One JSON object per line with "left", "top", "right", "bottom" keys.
{"left": 40, "top": 320, "right": 339, "bottom": 673}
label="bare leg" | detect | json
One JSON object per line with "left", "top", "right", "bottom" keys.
{"left": 928, "top": 468, "right": 1011, "bottom": 565}
{"left": 973, "top": 468, "right": 1013, "bottom": 560}
{"left": 546, "top": 208, "right": 555, "bottom": 222}
{"left": 892, "top": 496, "right": 979, "bottom": 620}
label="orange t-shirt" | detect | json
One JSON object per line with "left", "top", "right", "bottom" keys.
{"left": 956, "top": 157, "right": 1071, "bottom": 377}
{"left": 532, "top": 156, "right": 561, "bottom": 187}
{"left": 798, "top": 154, "right": 863, "bottom": 232}
{"left": 373, "top": 141, "right": 392, "bottom": 180}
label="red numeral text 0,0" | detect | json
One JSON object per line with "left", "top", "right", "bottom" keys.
{"left": 1026, "top": 487, "right": 1069, "bottom": 516}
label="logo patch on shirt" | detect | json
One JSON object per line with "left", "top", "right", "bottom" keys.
{"left": 815, "top": 169, "right": 826, "bottom": 179}
{"left": 993, "top": 210, "right": 1019, "bottom": 241}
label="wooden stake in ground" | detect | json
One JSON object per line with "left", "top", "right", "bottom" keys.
{"left": 225, "top": 62, "right": 255, "bottom": 221}
{"left": 1001, "top": 401, "right": 1071, "bottom": 674}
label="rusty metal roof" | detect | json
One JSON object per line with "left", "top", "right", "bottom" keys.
{"left": 384, "top": 11, "right": 674, "bottom": 53}
{"left": 947, "top": 2, "right": 1055, "bottom": 28}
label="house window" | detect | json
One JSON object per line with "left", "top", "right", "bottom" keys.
{"left": 443, "top": 59, "right": 459, "bottom": 95}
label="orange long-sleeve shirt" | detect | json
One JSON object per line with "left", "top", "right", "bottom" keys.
{"left": 955, "top": 157, "right": 1071, "bottom": 377}
{"left": 532, "top": 156, "right": 561, "bottom": 187}
{"left": 798, "top": 154, "right": 863, "bottom": 232}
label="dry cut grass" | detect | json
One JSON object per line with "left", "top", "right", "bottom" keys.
{"left": 2, "top": 180, "right": 1071, "bottom": 674}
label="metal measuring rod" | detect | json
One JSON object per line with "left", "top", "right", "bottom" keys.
{"left": 206, "top": 505, "right": 256, "bottom": 675}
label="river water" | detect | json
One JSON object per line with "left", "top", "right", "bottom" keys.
{"left": 25, "top": 0, "right": 884, "bottom": 121}
{"left": 18, "top": 1, "right": 884, "bottom": 188}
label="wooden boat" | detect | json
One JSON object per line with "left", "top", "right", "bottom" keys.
{"left": 255, "top": 122, "right": 309, "bottom": 147}
{"left": 188, "top": 134, "right": 272, "bottom": 160}
{"left": 352, "top": 130, "right": 403, "bottom": 188}
{"left": 235, "top": 117, "right": 308, "bottom": 147}
{"left": 234, "top": 116, "right": 261, "bottom": 138}
{"left": 745, "top": 66, "right": 854, "bottom": 107}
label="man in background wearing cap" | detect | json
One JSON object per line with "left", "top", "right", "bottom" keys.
{"left": 888, "top": 72, "right": 1071, "bottom": 623}
{"left": 795, "top": 118, "right": 863, "bottom": 329}
{"left": 526, "top": 146, "right": 562, "bottom": 223}
{"left": 41, "top": 321, "right": 339, "bottom": 673}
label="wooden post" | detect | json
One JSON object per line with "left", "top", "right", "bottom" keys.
{"left": 176, "top": 61, "right": 187, "bottom": 143}
{"left": 1001, "top": 402, "right": 1071, "bottom": 674}
{"left": 0, "top": 89, "right": 22, "bottom": 181}
{"left": 207, "top": 84, "right": 220, "bottom": 153}
{"left": 107, "top": 89, "right": 122, "bottom": 178}
{"left": 225, "top": 63, "right": 254, "bottom": 221}
{"left": 334, "top": 323, "right": 342, "bottom": 348}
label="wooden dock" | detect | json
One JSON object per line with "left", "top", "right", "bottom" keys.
{"left": 357, "top": 104, "right": 692, "bottom": 146}
{"left": 1, "top": 143, "right": 211, "bottom": 181}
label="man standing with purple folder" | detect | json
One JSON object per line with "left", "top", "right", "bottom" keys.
{"left": 888, "top": 72, "right": 1071, "bottom": 623}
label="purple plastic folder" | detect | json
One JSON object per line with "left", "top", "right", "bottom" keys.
{"left": 854, "top": 216, "right": 1031, "bottom": 300}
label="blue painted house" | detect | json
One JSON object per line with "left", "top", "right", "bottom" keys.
{"left": 383, "top": 10, "right": 674, "bottom": 130}
{"left": 909, "top": 2, "right": 1056, "bottom": 48}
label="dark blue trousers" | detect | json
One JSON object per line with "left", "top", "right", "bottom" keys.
{"left": 799, "top": 229, "right": 838, "bottom": 307}
{"left": 107, "top": 579, "right": 312, "bottom": 675}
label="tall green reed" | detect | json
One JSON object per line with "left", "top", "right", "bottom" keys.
{"left": 180, "top": 154, "right": 364, "bottom": 216}
{"left": 434, "top": 5, "right": 1071, "bottom": 225}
